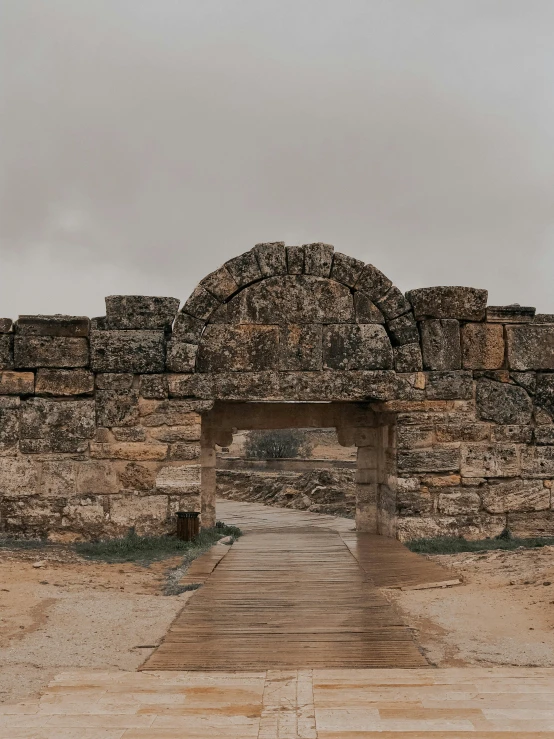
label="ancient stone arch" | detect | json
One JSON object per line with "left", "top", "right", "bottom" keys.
{"left": 1, "top": 241, "right": 554, "bottom": 542}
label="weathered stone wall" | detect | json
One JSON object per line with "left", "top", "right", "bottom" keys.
{"left": 1, "top": 240, "right": 554, "bottom": 541}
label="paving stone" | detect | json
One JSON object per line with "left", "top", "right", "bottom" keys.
{"left": 35, "top": 369, "right": 94, "bottom": 396}
{"left": 476, "top": 379, "right": 533, "bottom": 424}
{"left": 279, "top": 324, "right": 322, "bottom": 371}
{"left": 197, "top": 324, "right": 280, "bottom": 372}
{"left": 253, "top": 242, "right": 287, "bottom": 277}
{"left": 90, "top": 330, "right": 166, "bottom": 373}
{"left": 406, "top": 286, "right": 487, "bottom": 320}
{"left": 105, "top": 296, "right": 180, "bottom": 330}
{"left": 15, "top": 315, "right": 90, "bottom": 337}
{"left": 330, "top": 252, "right": 365, "bottom": 287}
{"left": 462, "top": 322, "right": 505, "bottom": 369}
{"left": 322, "top": 324, "right": 393, "bottom": 370}
{"left": 14, "top": 336, "right": 89, "bottom": 368}
{"left": 506, "top": 324, "right": 554, "bottom": 370}
{"left": 420, "top": 319, "right": 461, "bottom": 370}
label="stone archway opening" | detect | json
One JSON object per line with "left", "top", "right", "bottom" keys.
{"left": 198, "top": 401, "right": 398, "bottom": 536}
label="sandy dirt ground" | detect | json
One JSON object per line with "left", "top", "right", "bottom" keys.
{"left": 388, "top": 545, "right": 554, "bottom": 668}
{"left": 0, "top": 545, "right": 191, "bottom": 705}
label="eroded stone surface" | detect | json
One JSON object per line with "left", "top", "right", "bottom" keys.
{"left": 90, "top": 330, "right": 165, "bottom": 373}
{"left": 105, "top": 296, "right": 180, "bottom": 330}
{"left": 506, "top": 324, "right": 554, "bottom": 370}
{"left": 303, "top": 242, "right": 334, "bottom": 277}
{"left": 280, "top": 324, "right": 322, "bottom": 371}
{"left": 253, "top": 242, "right": 287, "bottom": 277}
{"left": 322, "top": 324, "right": 393, "bottom": 370}
{"left": 15, "top": 315, "right": 90, "bottom": 337}
{"left": 331, "top": 252, "right": 365, "bottom": 287}
{"left": 481, "top": 479, "right": 549, "bottom": 513}
{"left": 462, "top": 323, "right": 505, "bottom": 369}
{"left": 35, "top": 369, "right": 94, "bottom": 396}
{"left": 20, "top": 398, "right": 96, "bottom": 454}
{"left": 420, "top": 319, "right": 461, "bottom": 370}
{"left": 14, "top": 336, "right": 89, "bottom": 369}
{"left": 0, "top": 334, "right": 14, "bottom": 370}
{"left": 476, "top": 379, "right": 533, "bottom": 425}
{"left": 407, "top": 286, "right": 487, "bottom": 320}
{"left": 197, "top": 324, "right": 280, "bottom": 372}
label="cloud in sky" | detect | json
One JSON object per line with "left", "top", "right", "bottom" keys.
{"left": 2, "top": 0, "right": 554, "bottom": 317}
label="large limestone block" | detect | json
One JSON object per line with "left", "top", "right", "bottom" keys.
{"left": 286, "top": 246, "right": 304, "bottom": 274}
{"left": 506, "top": 325, "right": 554, "bottom": 370}
{"left": 155, "top": 464, "right": 200, "bottom": 494}
{"left": 375, "top": 287, "right": 412, "bottom": 321}
{"left": 397, "top": 425, "right": 435, "bottom": 449}
{"left": 199, "top": 266, "right": 239, "bottom": 301}
{"left": 0, "top": 319, "right": 12, "bottom": 333}
{"left": 481, "top": 479, "right": 549, "bottom": 513}
{"left": 225, "top": 275, "right": 355, "bottom": 325}
{"left": 331, "top": 252, "right": 365, "bottom": 287}
{"left": 394, "top": 344, "right": 423, "bottom": 372}
{"left": 279, "top": 324, "right": 322, "bottom": 371}
{"left": 534, "top": 426, "right": 554, "bottom": 445}
{"left": 253, "top": 242, "right": 287, "bottom": 277}
{"left": 396, "top": 513, "right": 505, "bottom": 542}
{"left": 436, "top": 489, "right": 481, "bottom": 515}
{"left": 535, "top": 374, "right": 554, "bottom": 417}
{"left": 436, "top": 423, "right": 490, "bottom": 442}
{"left": 171, "top": 312, "right": 205, "bottom": 343}
{"left": 0, "top": 458, "right": 40, "bottom": 497}
{"left": 491, "top": 425, "right": 532, "bottom": 443}
{"left": 95, "top": 373, "right": 134, "bottom": 390}
{"left": 462, "top": 323, "right": 505, "bottom": 369}
{"left": 0, "top": 402, "right": 19, "bottom": 453}
{"left": 181, "top": 285, "right": 220, "bottom": 321}
{"left": 148, "top": 426, "right": 201, "bottom": 442}
{"left": 507, "top": 511, "right": 554, "bottom": 537}
{"left": 461, "top": 443, "right": 521, "bottom": 477}
{"left": 15, "top": 315, "right": 90, "bottom": 337}
{"left": 139, "top": 374, "right": 168, "bottom": 399}
{"left": 397, "top": 487, "right": 433, "bottom": 516}
{"left": 397, "top": 448, "right": 460, "bottom": 473}
{"left": 139, "top": 399, "right": 203, "bottom": 427}
{"left": 486, "top": 305, "right": 535, "bottom": 323}
{"left": 354, "top": 264, "right": 392, "bottom": 302}
{"left": 476, "top": 379, "right": 532, "bottom": 425}
{"left": 353, "top": 293, "right": 385, "bottom": 324}
{"left": 35, "top": 369, "right": 94, "bottom": 396}
{"left": 20, "top": 398, "right": 96, "bottom": 454}
{"left": 406, "top": 286, "right": 487, "bottom": 320}
{"left": 116, "top": 461, "right": 156, "bottom": 491}
{"left": 90, "top": 442, "right": 168, "bottom": 460}
{"left": 112, "top": 427, "right": 146, "bottom": 442}
{"left": 420, "top": 319, "right": 461, "bottom": 370}
{"left": 14, "top": 336, "right": 89, "bottom": 369}
{"left": 165, "top": 341, "right": 197, "bottom": 372}
{"left": 197, "top": 324, "right": 280, "bottom": 372}
{"left": 105, "top": 296, "right": 180, "bottom": 330}
{"left": 0, "top": 371, "right": 34, "bottom": 395}
{"left": 40, "top": 460, "right": 76, "bottom": 497}
{"left": 303, "top": 242, "right": 334, "bottom": 277}
{"left": 426, "top": 371, "right": 473, "bottom": 400}
{"left": 0, "top": 335, "right": 14, "bottom": 370}
{"left": 75, "top": 461, "right": 119, "bottom": 495}
{"left": 169, "top": 443, "right": 201, "bottom": 460}
{"left": 96, "top": 389, "right": 139, "bottom": 428}
{"left": 322, "top": 324, "right": 393, "bottom": 370}
{"left": 387, "top": 313, "right": 418, "bottom": 345}
{"left": 109, "top": 493, "right": 169, "bottom": 534}
{"left": 521, "top": 446, "right": 554, "bottom": 477}
{"left": 224, "top": 250, "right": 263, "bottom": 287}
{"left": 90, "top": 330, "right": 165, "bottom": 373}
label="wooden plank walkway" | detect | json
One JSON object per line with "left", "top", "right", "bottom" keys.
{"left": 142, "top": 519, "right": 429, "bottom": 670}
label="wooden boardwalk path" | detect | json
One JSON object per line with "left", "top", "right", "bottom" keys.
{"left": 142, "top": 501, "right": 458, "bottom": 671}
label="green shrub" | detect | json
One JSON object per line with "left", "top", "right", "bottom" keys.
{"left": 244, "top": 429, "right": 311, "bottom": 459}
{"left": 407, "top": 534, "right": 554, "bottom": 554}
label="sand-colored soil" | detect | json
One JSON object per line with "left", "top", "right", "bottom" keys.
{"left": 389, "top": 545, "right": 554, "bottom": 667}
{"left": 0, "top": 545, "right": 190, "bottom": 704}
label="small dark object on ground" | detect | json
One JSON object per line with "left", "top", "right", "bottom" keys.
{"left": 407, "top": 534, "right": 554, "bottom": 555}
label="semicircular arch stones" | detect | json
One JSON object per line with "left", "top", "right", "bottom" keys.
{"left": 168, "top": 242, "right": 421, "bottom": 401}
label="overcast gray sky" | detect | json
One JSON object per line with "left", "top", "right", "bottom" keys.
{"left": 1, "top": 1, "right": 554, "bottom": 318}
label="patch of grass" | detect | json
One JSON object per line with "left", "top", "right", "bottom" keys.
{"left": 407, "top": 531, "right": 554, "bottom": 555}
{"left": 75, "top": 521, "right": 242, "bottom": 564}
{"left": 0, "top": 537, "right": 50, "bottom": 550}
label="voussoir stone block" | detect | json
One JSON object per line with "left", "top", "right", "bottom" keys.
{"left": 303, "top": 243, "right": 334, "bottom": 277}
{"left": 20, "top": 398, "right": 96, "bottom": 454}
{"left": 14, "top": 336, "right": 89, "bottom": 369}
{"left": 15, "top": 315, "right": 90, "bottom": 337}
{"left": 225, "top": 275, "right": 355, "bottom": 325}
{"left": 286, "top": 246, "right": 304, "bottom": 274}
{"left": 105, "top": 296, "right": 180, "bottom": 330}
{"left": 476, "top": 379, "right": 532, "bottom": 425}
{"left": 96, "top": 389, "right": 140, "bottom": 428}
{"left": 35, "top": 369, "right": 94, "bottom": 396}
{"left": 330, "top": 252, "right": 365, "bottom": 287}
{"left": 394, "top": 344, "right": 423, "bottom": 372}
{"left": 181, "top": 285, "right": 220, "bottom": 321}
{"left": 387, "top": 313, "right": 419, "bottom": 345}
{"left": 90, "top": 330, "right": 165, "bottom": 373}
{"left": 199, "top": 266, "right": 239, "bottom": 301}
{"left": 461, "top": 443, "right": 521, "bottom": 477}
{"left": 0, "top": 335, "right": 14, "bottom": 370}
{"left": 354, "top": 264, "right": 392, "bottom": 303}
{"left": 253, "top": 242, "right": 287, "bottom": 277}
{"left": 0, "top": 371, "right": 34, "bottom": 395}
{"left": 279, "top": 324, "right": 322, "bottom": 371}
{"left": 420, "top": 319, "right": 461, "bottom": 370}
{"left": 224, "top": 250, "right": 263, "bottom": 287}
{"left": 506, "top": 325, "right": 554, "bottom": 370}
{"left": 165, "top": 341, "right": 197, "bottom": 373}
{"left": 322, "top": 324, "right": 393, "bottom": 370}
{"left": 171, "top": 312, "right": 205, "bottom": 343}
{"left": 481, "top": 479, "right": 549, "bottom": 514}
{"left": 406, "top": 286, "right": 487, "bottom": 320}
{"left": 197, "top": 324, "right": 280, "bottom": 372}
{"left": 354, "top": 293, "right": 385, "bottom": 324}
{"left": 462, "top": 323, "right": 505, "bottom": 369}
{"left": 375, "top": 286, "right": 412, "bottom": 321}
